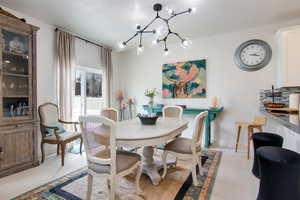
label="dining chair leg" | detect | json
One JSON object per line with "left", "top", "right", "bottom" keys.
{"left": 109, "top": 176, "right": 116, "bottom": 200}
{"left": 191, "top": 158, "right": 199, "bottom": 186}
{"left": 235, "top": 126, "right": 241, "bottom": 152}
{"left": 195, "top": 154, "right": 204, "bottom": 176}
{"left": 86, "top": 173, "right": 93, "bottom": 200}
{"left": 247, "top": 127, "right": 252, "bottom": 160}
{"left": 41, "top": 142, "right": 45, "bottom": 163}
{"left": 136, "top": 162, "right": 143, "bottom": 195}
{"left": 80, "top": 138, "right": 83, "bottom": 155}
{"left": 162, "top": 151, "right": 168, "bottom": 179}
{"left": 57, "top": 144, "right": 60, "bottom": 156}
{"left": 61, "top": 143, "right": 66, "bottom": 166}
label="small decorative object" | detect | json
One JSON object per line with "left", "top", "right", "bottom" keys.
{"left": 22, "top": 102, "right": 27, "bottom": 116}
{"left": 16, "top": 102, "right": 22, "bottom": 116}
{"left": 116, "top": 90, "right": 124, "bottom": 120}
{"left": 145, "top": 88, "right": 157, "bottom": 108}
{"left": 118, "top": 3, "right": 196, "bottom": 55}
{"left": 234, "top": 39, "right": 272, "bottom": 72}
{"left": 177, "top": 105, "right": 187, "bottom": 109}
{"left": 210, "top": 96, "right": 219, "bottom": 108}
{"left": 10, "top": 105, "right": 14, "bottom": 117}
{"left": 9, "top": 36, "right": 25, "bottom": 54}
{"left": 163, "top": 59, "right": 206, "bottom": 98}
{"left": 156, "top": 104, "right": 164, "bottom": 108}
{"left": 137, "top": 113, "right": 159, "bottom": 125}
{"left": 127, "top": 98, "right": 135, "bottom": 119}
{"left": 9, "top": 83, "right": 15, "bottom": 89}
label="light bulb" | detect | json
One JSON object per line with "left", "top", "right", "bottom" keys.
{"left": 181, "top": 39, "right": 192, "bottom": 48}
{"left": 155, "top": 26, "right": 168, "bottom": 37}
{"left": 137, "top": 45, "right": 144, "bottom": 55}
{"left": 118, "top": 42, "right": 126, "bottom": 49}
{"left": 152, "top": 39, "right": 160, "bottom": 46}
{"left": 166, "top": 7, "right": 174, "bottom": 16}
{"left": 163, "top": 48, "right": 170, "bottom": 56}
{"left": 188, "top": 7, "right": 197, "bottom": 14}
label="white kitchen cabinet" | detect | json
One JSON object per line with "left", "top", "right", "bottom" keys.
{"left": 277, "top": 26, "right": 300, "bottom": 87}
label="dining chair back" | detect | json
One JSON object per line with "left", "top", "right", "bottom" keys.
{"left": 163, "top": 106, "right": 183, "bottom": 119}
{"left": 80, "top": 115, "right": 116, "bottom": 168}
{"left": 192, "top": 111, "right": 208, "bottom": 150}
{"left": 39, "top": 103, "right": 60, "bottom": 127}
{"left": 101, "top": 108, "right": 118, "bottom": 122}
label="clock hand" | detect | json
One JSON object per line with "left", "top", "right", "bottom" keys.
{"left": 249, "top": 53, "right": 259, "bottom": 56}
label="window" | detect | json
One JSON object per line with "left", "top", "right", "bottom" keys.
{"left": 72, "top": 66, "right": 105, "bottom": 121}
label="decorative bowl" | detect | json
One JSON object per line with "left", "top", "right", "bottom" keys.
{"left": 137, "top": 114, "right": 159, "bottom": 125}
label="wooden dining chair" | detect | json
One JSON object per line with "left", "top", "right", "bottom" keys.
{"left": 235, "top": 116, "right": 267, "bottom": 159}
{"left": 157, "top": 106, "right": 184, "bottom": 153}
{"left": 162, "top": 111, "right": 208, "bottom": 186}
{"left": 79, "top": 115, "right": 143, "bottom": 200}
{"left": 38, "top": 103, "right": 82, "bottom": 166}
{"left": 101, "top": 108, "right": 118, "bottom": 122}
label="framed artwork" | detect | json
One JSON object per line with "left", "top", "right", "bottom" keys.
{"left": 162, "top": 59, "right": 206, "bottom": 98}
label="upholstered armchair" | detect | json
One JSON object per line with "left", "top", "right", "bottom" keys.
{"left": 38, "top": 103, "right": 83, "bottom": 166}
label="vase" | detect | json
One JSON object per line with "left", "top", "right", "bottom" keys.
{"left": 149, "top": 97, "right": 154, "bottom": 108}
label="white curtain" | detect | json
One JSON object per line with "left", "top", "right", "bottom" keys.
{"left": 55, "top": 30, "right": 75, "bottom": 121}
{"left": 100, "top": 47, "right": 113, "bottom": 107}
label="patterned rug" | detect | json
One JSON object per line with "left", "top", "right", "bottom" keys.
{"left": 12, "top": 151, "right": 222, "bottom": 200}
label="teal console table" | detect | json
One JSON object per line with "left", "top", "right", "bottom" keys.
{"left": 143, "top": 106, "right": 224, "bottom": 148}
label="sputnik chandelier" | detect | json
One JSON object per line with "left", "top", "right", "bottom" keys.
{"left": 119, "top": 3, "right": 196, "bottom": 56}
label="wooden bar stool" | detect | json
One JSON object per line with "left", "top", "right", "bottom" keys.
{"left": 235, "top": 117, "right": 267, "bottom": 159}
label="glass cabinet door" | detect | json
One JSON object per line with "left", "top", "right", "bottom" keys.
{"left": 1, "top": 29, "right": 31, "bottom": 118}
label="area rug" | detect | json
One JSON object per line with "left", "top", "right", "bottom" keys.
{"left": 12, "top": 150, "right": 222, "bottom": 200}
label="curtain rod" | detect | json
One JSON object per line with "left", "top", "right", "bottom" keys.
{"left": 55, "top": 28, "right": 103, "bottom": 48}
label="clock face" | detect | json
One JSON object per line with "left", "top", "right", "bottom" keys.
{"left": 240, "top": 44, "right": 266, "bottom": 66}
{"left": 234, "top": 40, "right": 272, "bottom": 72}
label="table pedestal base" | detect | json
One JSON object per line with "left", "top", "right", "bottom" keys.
{"left": 142, "top": 146, "right": 176, "bottom": 185}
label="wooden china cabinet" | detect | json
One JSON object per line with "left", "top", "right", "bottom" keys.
{"left": 0, "top": 10, "right": 39, "bottom": 177}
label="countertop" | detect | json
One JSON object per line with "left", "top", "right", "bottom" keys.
{"left": 261, "top": 110, "right": 300, "bottom": 134}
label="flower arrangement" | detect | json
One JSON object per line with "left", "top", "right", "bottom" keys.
{"left": 145, "top": 88, "right": 157, "bottom": 108}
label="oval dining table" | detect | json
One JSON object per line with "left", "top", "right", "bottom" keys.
{"left": 95, "top": 117, "right": 188, "bottom": 185}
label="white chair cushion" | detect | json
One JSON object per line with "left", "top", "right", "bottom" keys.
{"left": 165, "top": 137, "right": 200, "bottom": 154}
{"left": 44, "top": 131, "right": 81, "bottom": 141}
{"left": 88, "top": 150, "right": 141, "bottom": 174}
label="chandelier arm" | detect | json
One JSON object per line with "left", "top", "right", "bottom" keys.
{"left": 124, "top": 32, "right": 138, "bottom": 44}
{"left": 167, "top": 9, "right": 191, "bottom": 21}
{"left": 171, "top": 32, "right": 184, "bottom": 41}
{"left": 141, "top": 16, "right": 159, "bottom": 32}
{"left": 141, "top": 30, "right": 156, "bottom": 34}
{"left": 164, "top": 40, "right": 168, "bottom": 50}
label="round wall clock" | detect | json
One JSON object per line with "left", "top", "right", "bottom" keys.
{"left": 234, "top": 39, "right": 272, "bottom": 72}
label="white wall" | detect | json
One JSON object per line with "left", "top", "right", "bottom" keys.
{"left": 112, "top": 20, "right": 300, "bottom": 148}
